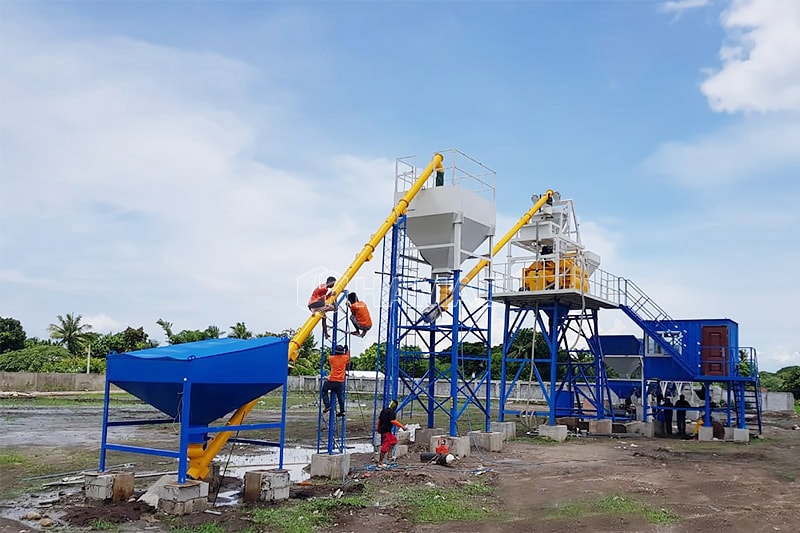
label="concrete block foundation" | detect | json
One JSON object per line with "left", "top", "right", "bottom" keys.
{"left": 491, "top": 421, "right": 517, "bottom": 441}
{"left": 588, "top": 419, "right": 612, "bottom": 435}
{"left": 624, "top": 421, "right": 654, "bottom": 438}
{"left": 698, "top": 426, "right": 714, "bottom": 442}
{"left": 537, "top": 425, "right": 568, "bottom": 443}
{"left": 468, "top": 431, "right": 504, "bottom": 452}
{"left": 158, "top": 480, "right": 209, "bottom": 515}
{"left": 243, "top": 469, "right": 290, "bottom": 503}
{"left": 430, "top": 435, "right": 470, "bottom": 457}
{"left": 84, "top": 471, "right": 134, "bottom": 502}
{"left": 733, "top": 428, "right": 750, "bottom": 443}
{"left": 416, "top": 428, "right": 445, "bottom": 448}
{"left": 310, "top": 453, "right": 350, "bottom": 479}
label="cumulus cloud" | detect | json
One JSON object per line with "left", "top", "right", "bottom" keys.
{"left": 0, "top": 14, "right": 395, "bottom": 345}
{"left": 702, "top": 0, "right": 800, "bottom": 113}
{"left": 659, "top": 0, "right": 711, "bottom": 15}
{"left": 642, "top": 117, "right": 800, "bottom": 187}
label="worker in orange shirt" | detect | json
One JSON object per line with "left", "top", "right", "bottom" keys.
{"left": 308, "top": 276, "right": 336, "bottom": 339}
{"left": 322, "top": 344, "right": 350, "bottom": 417}
{"left": 346, "top": 292, "right": 372, "bottom": 338}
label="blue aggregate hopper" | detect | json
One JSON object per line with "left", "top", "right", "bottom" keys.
{"left": 107, "top": 337, "right": 288, "bottom": 427}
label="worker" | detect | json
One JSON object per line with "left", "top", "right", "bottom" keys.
{"left": 321, "top": 344, "right": 349, "bottom": 417}
{"left": 662, "top": 397, "right": 674, "bottom": 436}
{"left": 308, "top": 276, "right": 336, "bottom": 339}
{"left": 346, "top": 292, "right": 372, "bottom": 338}
{"left": 675, "top": 394, "right": 692, "bottom": 436}
{"left": 377, "top": 399, "right": 407, "bottom": 467}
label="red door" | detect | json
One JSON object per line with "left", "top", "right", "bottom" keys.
{"left": 701, "top": 326, "right": 729, "bottom": 376}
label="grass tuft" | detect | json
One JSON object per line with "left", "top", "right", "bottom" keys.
{"left": 88, "top": 518, "right": 121, "bottom": 531}
{"left": 546, "top": 495, "right": 680, "bottom": 525}
{"left": 397, "top": 482, "right": 497, "bottom": 523}
{"left": 251, "top": 489, "right": 371, "bottom": 533}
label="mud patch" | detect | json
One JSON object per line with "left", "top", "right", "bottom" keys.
{"left": 62, "top": 500, "right": 155, "bottom": 526}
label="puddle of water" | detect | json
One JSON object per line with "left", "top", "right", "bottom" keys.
{"left": 219, "top": 443, "right": 374, "bottom": 482}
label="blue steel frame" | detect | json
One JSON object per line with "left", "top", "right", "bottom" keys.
{"left": 378, "top": 216, "right": 494, "bottom": 437}
{"left": 100, "top": 375, "right": 288, "bottom": 484}
{"left": 498, "top": 301, "right": 614, "bottom": 425}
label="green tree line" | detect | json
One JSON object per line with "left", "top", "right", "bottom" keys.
{"left": 1, "top": 315, "right": 798, "bottom": 397}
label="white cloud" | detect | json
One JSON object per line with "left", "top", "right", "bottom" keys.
{"left": 642, "top": 117, "right": 800, "bottom": 187}
{"left": 0, "top": 14, "right": 396, "bottom": 347}
{"left": 702, "top": 0, "right": 800, "bottom": 113}
{"left": 82, "top": 314, "right": 122, "bottom": 335}
{"left": 659, "top": 0, "right": 711, "bottom": 15}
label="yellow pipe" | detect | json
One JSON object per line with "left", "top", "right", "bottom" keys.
{"left": 287, "top": 152, "right": 444, "bottom": 362}
{"left": 186, "top": 152, "right": 444, "bottom": 480}
{"left": 439, "top": 189, "right": 555, "bottom": 308}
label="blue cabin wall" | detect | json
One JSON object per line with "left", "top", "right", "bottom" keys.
{"left": 642, "top": 318, "right": 739, "bottom": 380}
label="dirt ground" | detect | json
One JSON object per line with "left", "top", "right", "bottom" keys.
{"left": 1, "top": 398, "right": 799, "bottom": 532}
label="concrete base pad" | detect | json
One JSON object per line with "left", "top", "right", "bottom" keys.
{"left": 733, "top": 428, "right": 750, "bottom": 443}
{"left": 243, "top": 469, "right": 290, "bottom": 502}
{"left": 430, "top": 435, "right": 470, "bottom": 457}
{"left": 468, "top": 431, "right": 504, "bottom": 452}
{"left": 624, "top": 421, "right": 654, "bottom": 438}
{"left": 416, "top": 428, "right": 445, "bottom": 448}
{"left": 538, "top": 425, "right": 568, "bottom": 443}
{"left": 491, "top": 421, "right": 517, "bottom": 441}
{"left": 588, "top": 419, "right": 612, "bottom": 435}
{"left": 158, "top": 479, "right": 209, "bottom": 515}
{"left": 698, "top": 426, "right": 714, "bottom": 441}
{"left": 84, "top": 471, "right": 134, "bottom": 502}
{"left": 310, "top": 453, "right": 350, "bottom": 479}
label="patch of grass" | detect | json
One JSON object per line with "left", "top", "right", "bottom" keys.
{"left": 795, "top": 400, "right": 799, "bottom": 414}
{"left": 169, "top": 524, "right": 229, "bottom": 533}
{"left": 546, "top": 495, "right": 679, "bottom": 525}
{"left": 397, "top": 482, "right": 497, "bottom": 524}
{"left": 88, "top": 518, "right": 121, "bottom": 531}
{"left": 251, "top": 489, "right": 371, "bottom": 533}
{"left": 0, "top": 452, "right": 29, "bottom": 466}
{"left": 0, "top": 393, "right": 141, "bottom": 407}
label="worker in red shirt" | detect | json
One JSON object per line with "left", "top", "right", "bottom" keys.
{"left": 322, "top": 344, "right": 350, "bottom": 417}
{"left": 346, "top": 292, "right": 372, "bottom": 338}
{"left": 308, "top": 276, "right": 336, "bottom": 339}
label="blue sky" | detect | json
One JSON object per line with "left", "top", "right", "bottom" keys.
{"left": 1, "top": 0, "right": 798, "bottom": 371}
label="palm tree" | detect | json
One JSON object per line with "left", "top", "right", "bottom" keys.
{"left": 48, "top": 313, "right": 92, "bottom": 356}
{"left": 229, "top": 322, "right": 253, "bottom": 339}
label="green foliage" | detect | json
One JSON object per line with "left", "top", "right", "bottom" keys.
{"left": 88, "top": 518, "right": 121, "bottom": 531}
{"left": 545, "top": 495, "right": 679, "bottom": 524}
{"left": 169, "top": 523, "right": 227, "bottom": 533}
{"left": 351, "top": 342, "right": 381, "bottom": 371}
{"left": 251, "top": 489, "right": 370, "bottom": 533}
{"left": 88, "top": 327, "right": 157, "bottom": 357}
{"left": 157, "top": 319, "right": 220, "bottom": 345}
{"left": 0, "top": 344, "right": 72, "bottom": 372}
{"left": 0, "top": 317, "right": 26, "bottom": 353}
{"left": 0, "top": 452, "right": 29, "bottom": 466}
{"left": 759, "top": 371, "right": 783, "bottom": 391}
{"left": 777, "top": 366, "right": 800, "bottom": 399}
{"left": 228, "top": 322, "right": 253, "bottom": 339}
{"left": 397, "top": 482, "right": 496, "bottom": 523}
{"left": 48, "top": 313, "right": 92, "bottom": 356}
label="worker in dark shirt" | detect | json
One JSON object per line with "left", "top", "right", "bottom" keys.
{"left": 376, "top": 399, "right": 406, "bottom": 467}
{"left": 675, "top": 394, "right": 692, "bottom": 436}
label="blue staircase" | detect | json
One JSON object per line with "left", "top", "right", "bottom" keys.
{"left": 616, "top": 278, "right": 696, "bottom": 377}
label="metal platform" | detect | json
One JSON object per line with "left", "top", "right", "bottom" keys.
{"left": 492, "top": 289, "right": 618, "bottom": 310}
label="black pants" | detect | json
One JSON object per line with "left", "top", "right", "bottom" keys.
{"left": 677, "top": 414, "right": 687, "bottom": 435}
{"left": 322, "top": 380, "right": 345, "bottom": 412}
{"left": 664, "top": 412, "right": 673, "bottom": 435}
